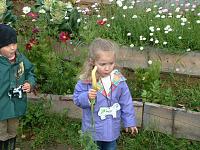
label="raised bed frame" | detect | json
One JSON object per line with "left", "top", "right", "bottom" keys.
{"left": 28, "top": 93, "right": 200, "bottom": 141}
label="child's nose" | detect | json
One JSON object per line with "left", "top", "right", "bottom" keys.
{"left": 10, "top": 44, "right": 15, "bottom": 50}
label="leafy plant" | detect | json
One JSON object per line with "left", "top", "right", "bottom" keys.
{"left": 79, "top": 0, "right": 200, "bottom": 53}
{"left": 0, "top": 0, "right": 17, "bottom": 24}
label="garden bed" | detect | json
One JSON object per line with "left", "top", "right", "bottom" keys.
{"left": 27, "top": 93, "right": 200, "bottom": 142}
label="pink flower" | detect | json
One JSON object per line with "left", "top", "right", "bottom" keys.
{"left": 27, "top": 12, "right": 39, "bottom": 19}
{"left": 25, "top": 38, "right": 38, "bottom": 50}
{"left": 59, "top": 32, "right": 70, "bottom": 43}
{"left": 32, "top": 27, "right": 39, "bottom": 34}
{"left": 97, "top": 19, "right": 106, "bottom": 26}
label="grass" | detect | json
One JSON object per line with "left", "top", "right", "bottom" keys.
{"left": 17, "top": 100, "right": 200, "bottom": 150}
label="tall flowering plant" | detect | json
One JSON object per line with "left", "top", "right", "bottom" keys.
{"left": 35, "top": 0, "right": 81, "bottom": 40}
{"left": 0, "top": 0, "right": 17, "bottom": 24}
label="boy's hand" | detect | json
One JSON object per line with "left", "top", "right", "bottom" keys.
{"left": 88, "top": 89, "right": 97, "bottom": 100}
{"left": 125, "top": 126, "right": 138, "bottom": 135}
{"left": 22, "top": 82, "right": 31, "bottom": 93}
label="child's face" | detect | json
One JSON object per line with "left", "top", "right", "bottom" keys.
{"left": 0, "top": 43, "right": 17, "bottom": 60}
{"left": 95, "top": 51, "right": 115, "bottom": 78}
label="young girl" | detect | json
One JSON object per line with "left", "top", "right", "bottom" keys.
{"left": 73, "top": 38, "right": 137, "bottom": 150}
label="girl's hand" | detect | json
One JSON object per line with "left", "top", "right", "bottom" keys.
{"left": 22, "top": 82, "right": 31, "bottom": 93}
{"left": 125, "top": 126, "right": 138, "bottom": 135}
{"left": 88, "top": 89, "right": 97, "bottom": 100}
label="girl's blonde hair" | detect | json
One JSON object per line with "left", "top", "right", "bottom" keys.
{"left": 79, "top": 38, "right": 119, "bottom": 81}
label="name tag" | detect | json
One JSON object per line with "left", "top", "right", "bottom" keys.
{"left": 98, "top": 103, "right": 121, "bottom": 120}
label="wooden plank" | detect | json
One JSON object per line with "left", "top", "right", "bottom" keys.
{"left": 133, "top": 101, "right": 143, "bottom": 127}
{"left": 116, "top": 47, "right": 148, "bottom": 69}
{"left": 27, "top": 93, "right": 82, "bottom": 119}
{"left": 27, "top": 94, "right": 143, "bottom": 125}
{"left": 143, "top": 102, "right": 173, "bottom": 134}
{"left": 174, "top": 109, "right": 200, "bottom": 141}
{"left": 116, "top": 46, "right": 200, "bottom": 76}
{"left": 27, "top": 94, "right": 200, "bottom": 141}
{"left": 149, "top": 49, "right": 200, "bottom": 76}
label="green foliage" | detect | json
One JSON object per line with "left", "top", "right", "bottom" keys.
{"left": 18, "top": 36, "right": 81, "bottom": 94}
{"left": 34, "top": 0, "right": 81, "bottom": 38}
{"left": 19, "top": 104, "right": 200, "bottom": 150}
{"left": 118, "top": 130, "right": 200, "bottom": 150}
{"left": 0, "top": 0, "right": 17, "bottom": 24}
{"left": 80, "top": 1, "right": 200, "bottom": 53}
{"left": 19, "top": 100, "right": 81, "bottom": 149}
{"left": 79, "top": 131, "right": 99, "bottom": 150}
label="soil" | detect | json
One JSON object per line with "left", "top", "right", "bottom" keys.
{"left": 16, "top": 140, "right": 77, "bottom": 150}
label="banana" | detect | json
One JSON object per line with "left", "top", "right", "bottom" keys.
{"left": 91, "top": 66, "right": 98, "bottom": 90}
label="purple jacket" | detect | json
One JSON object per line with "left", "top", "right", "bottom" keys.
{"left": 73, "top": 78, "right": 136, "bottom": 141}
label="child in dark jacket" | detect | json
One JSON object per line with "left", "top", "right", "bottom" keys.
{"left": 0, "top": 24, "right": 36, "bottom": 150}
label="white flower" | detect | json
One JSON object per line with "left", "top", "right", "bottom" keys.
{"left": 103, "top": 18, "right": 107, "bottom": 22}
{"left": 175, "top": 7, "right": 180, "bottom": 12}
{"left": 150, "top": 33, "right": 154, "bottom": 36}
{"left": 197, "top": 13, "right": 200, "bottom": 16}
{"left": 127, "top": 33, "right": 131, "bottom": 36}
{"left": 176, "top": 15, "right": 182, "bottom": 19}
{"left": 148, "top": 60, "right": 152, "bottom": 65}
{"left": 146, "top": 8, "right": 151, "bottom": 12}
{"left": 196, "top": 20, "right": 200, "bottom": 24}
{"left": 129, "top": 6, "right": 133, "bottom": 9}
{"left": 155, "top": 39, "right": 159, "bottom": 44}
{"left": 132, "top": 15, "right": 138, "bottom": 19}
{"left": 116, "top": 0, "right": 123, "bottom": 7}
{"left": 130, "top": 44, "right": 134, "bottom": 48}
{"left": 143, "top": 37, "right": 146, "bottom": 41}
{"left": 161, "top": 15, "right": 165, "bottom": 19}
{"left": 66, "top": 2, "right": 73, "bottom": 10}
{"left": 155, "top": 14, "right": 160, "bottom": 18}
{"left": 97, "top": 15, "right": 101, "bottom": 18}
{"left": 39, "top": 9, "right": 46, "bottom": 14}
{"left": 142, "top": 77, "right": 145, "bottom": 80}
{"left": 181, "top": 22, "right": 185, "bottom": 26}
{"left": 153, "top": 5, "right": 157, "bottom": 8}
{"left": 83, "top": 26, "right": 88, "bottom": 30}
{"left": 77, "top": 18, "right": 81, "bottom": 23}
{"left": 150, "top": 38, "right": 154, "bottom": 42}
{"left": 163, "top": 41, "right": 167, "bottom": 45}
{"left": 111, "top": 16, "right": 115, "bottom": 19}
{"left": 21, "top": 134, "right": 26, "bottom": 139}
{"left": 107, "top": 24, "right": 110, "bottom": 27}
{"left": 65, "top": 16, "right": 69, "bottom": 20}
{"left": 178, "top": 36, "right": 182, "bottom": 39}
{"left": 176, "top": 68, "right": 180, "bottom": 72}
{"left": 181, "top": 17, "right": 187, "bottom": 22}
{"left": 156, "top": 28, "right": 160, "bottom": 31}
{"left": 186, "top": 48, "right": 191, "bottom": 52}
{"left": 123, "top": 6, "right": 128, "bottom": 10}
{"left": 171, "top": 4, "right": 175, "bottom": 7}
{"left": 140, "top": 46, "right": 144, "bottom": 50}
{"left": 131, "top": 1, "right": 135, "bottom": 6}
{"left": 149, "top": 26, "right": 154, "bottom": 32}
{"left": 22, "top": 6, "right": 31, "bottom": 14}
{"left": 123, "top": 14, "right": 126, "bottom": 18}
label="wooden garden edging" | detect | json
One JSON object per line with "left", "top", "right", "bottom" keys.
{"left": 27, "top": 93, "right": 200, "bottom": 141}
{"left": 116, "top": 47, "right": 200, "bottom": 76}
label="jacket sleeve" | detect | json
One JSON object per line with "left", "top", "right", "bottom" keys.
{"left": 73, "top": 80, "right": 91, "bottom": 109}
{"left": 23, "top": 55, "right": 36, "bottom": 88}
{"left": 119, "top": 81, "right": 137, "bottom": 127}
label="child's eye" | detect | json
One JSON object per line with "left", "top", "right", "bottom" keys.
{"left": 99, "top": 63, "right": 106, "bottom": 66}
